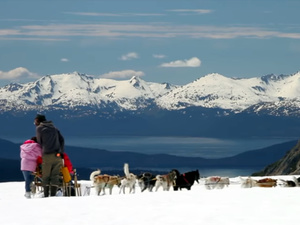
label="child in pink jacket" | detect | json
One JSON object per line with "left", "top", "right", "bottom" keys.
{"left": 20, "top": 137, "right": 42, "bottom": 199}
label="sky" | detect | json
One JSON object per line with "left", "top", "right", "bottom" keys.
{"left": 0, "top": 0, "right": 300, "bottom": 87}
{"left": 0, "top": 175, "right": 299, "bottom": 225}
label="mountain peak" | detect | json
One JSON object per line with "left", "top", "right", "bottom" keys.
{"left": 195, "top": 73, "right": 230, "bottom": 83}
{"left": 3, "top": 83, "right": 23, "bottom": 92}
{"left": 129, "top": 75, "right": 141, "bottom": 82}
{"left": 129, "top": 76, "right": 145, "bottom": 89}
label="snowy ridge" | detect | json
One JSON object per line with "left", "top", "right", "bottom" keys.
{"left": 157, "top": 72, "right": 300, "bottom": 111}
{"left": 1, "top": 71, "right": 300, "bottom": 115}
{"left": 0, "top": 72, "right": 177, "bottom": 111}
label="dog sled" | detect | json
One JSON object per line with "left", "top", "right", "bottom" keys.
{"left": 31, "top": 155, "right": 82, "bottom": 197}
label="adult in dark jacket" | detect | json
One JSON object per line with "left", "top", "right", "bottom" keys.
{"left": 34, "top": 114, "right": 64, "bottom": 197}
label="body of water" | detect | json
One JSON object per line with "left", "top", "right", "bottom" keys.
{"left": 131, "top": 166, "right": 262, "bottom": 178}
{"left": 4, "top": 135, "right": 296, "bottom": 159}
{"left": 64, "top": 135, "right": 295, "bottom": 158}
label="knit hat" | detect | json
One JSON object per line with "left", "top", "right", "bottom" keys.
{"left": 23, "top": 140, "right": 35, "bottom": 144}
{"left": 35, "top": 114, "right": 46, "bottom": 122}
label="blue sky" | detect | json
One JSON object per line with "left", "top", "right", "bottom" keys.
{"left": 0, "top": 0, "right": 300, "bottom": 87}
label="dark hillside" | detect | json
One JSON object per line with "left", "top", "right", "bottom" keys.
{"left": 253, "top": 140, "right": 300, "bottom": 176}
{"left": 0, "top": 138, "right": 297, "bottom": 182}
{"left": 214, "top": 140, "right": 298, "bottom": 167}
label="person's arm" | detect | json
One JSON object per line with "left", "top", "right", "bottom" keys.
{"left": 57, "top": 130, "right": 64, "bottom": 153}
{"left": 36, "top": 126, "right": 42, "bottom": 145}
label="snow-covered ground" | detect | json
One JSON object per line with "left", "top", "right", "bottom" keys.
{"left": 0, "top": 175, "right": 299, "bottom": 225}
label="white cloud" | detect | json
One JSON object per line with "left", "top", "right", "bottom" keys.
{"left": 160, "top": 57, "right": 201, "bottom": 68}
{"left": 64, "top": 12, "right": 122, "bottom": 17}
{"left": 2, "top": 23, "right": 300, "bottom": 41}
{"left": 61, "top": 58, "right": 69, "bottom": 62}
{"left": 0, "top": 67, "right": 39, "bottom": 80}
{"left": 168, "top": 9, "right": 213, "bottom": 14}
{"left": 100, "top": 70, "right": 145, "bottom": 79}
{"left": 120, "top": 52, "right": 139, "bottom": 61}
{"left": 64, "top": 12, "right": 164, "bottom": 17}
{"left": 153, "top": 54, "right": 166, "bottom": 59}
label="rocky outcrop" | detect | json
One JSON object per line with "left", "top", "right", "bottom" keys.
{"left": 253, "top": 140, "right": 300, "bottom": 176}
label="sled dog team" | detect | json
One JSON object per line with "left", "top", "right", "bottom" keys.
{"left": 90, "top": 163, "right": 201, "bottom": 195}
{"left": 90, "top": 163, "right": 298, "bottom": 195}
{"left": 90, "top": 163, "right": 177, "bottom": 195}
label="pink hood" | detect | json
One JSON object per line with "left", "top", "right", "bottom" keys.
{"left": 20, "top": 141, "right": 42, "bottom": 171}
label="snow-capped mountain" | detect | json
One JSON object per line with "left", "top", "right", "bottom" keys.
{"left": 1, "top": 71, "right": 300, "bottom": 116}
{"left": 157, "top": 73, "right": 300, "bottom": 112}
{"left": 0, "top": 72, "right": 177, "bottom": 111}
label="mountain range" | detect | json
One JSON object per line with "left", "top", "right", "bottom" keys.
{"left": 1, "top": 71, "right": 300, "bottom": 113}
{"left": 1, "top": 71, "right": 300, "bottom": 138}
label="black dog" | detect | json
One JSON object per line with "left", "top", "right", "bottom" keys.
{"left": 137, "top": 172, "right": 156, "bottom": 192}
{"left": 172, "top": 169, "right": 200, "bottom": 191}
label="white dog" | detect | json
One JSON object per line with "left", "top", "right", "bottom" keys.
{"left": 239, "top": 176, "right": 257, "bottom": 188}
{"left": 205, "top": 176, "right": 230, "bottom": 190}
{"left": 154, "top": 171, "right": 177, "bottom": 191}
{"left": 90, "top": 169, "right": 104, "bottom": 195}
{"left": 119, "top": 163, "right": 136, "bottom": 194}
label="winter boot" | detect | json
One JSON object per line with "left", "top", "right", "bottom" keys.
{"left": 43, "top": 185, "right": 50, "bottom": 198}
{"left": 24, "top": 192, "right": 31, "bottom": 199}
{"left": 50, "top": 185, "right": 58, "bottom": 197}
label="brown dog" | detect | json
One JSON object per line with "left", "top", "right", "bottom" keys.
{"left": 240, "top": 177, "right": 277, "bottom": 188}
{"left": 90, "top": 169, "right": 122, "bottom": 195}
{"left": 154, "top": 171, "right": 177, "bottom": 191}
{"left": 256, "top": 178, "right": 277, "bottom": 188}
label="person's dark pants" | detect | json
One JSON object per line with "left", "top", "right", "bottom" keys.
{"left": 42, "top": 153, "right": 63, "bottom": 197}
